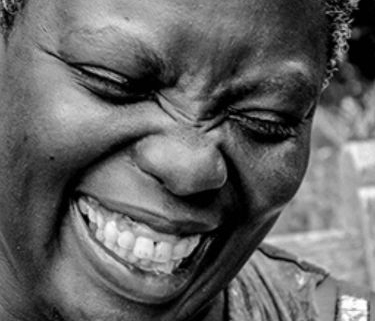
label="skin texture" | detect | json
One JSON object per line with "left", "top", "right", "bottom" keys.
{"left": 0, "top": 0, "right": 327, "bottom": 320}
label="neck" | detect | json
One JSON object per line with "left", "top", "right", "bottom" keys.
{"left": 0, "top": 253, "right": 43, "bottom": 321}
{"left": 192, "top": 291, "right": 226, "bottom": 321}
{"left": 0, "top": 285, "right": 42, "bottom": 321}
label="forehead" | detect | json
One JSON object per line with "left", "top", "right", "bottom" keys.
{"left": 25, "top": 0, "right": 327, "bottom": 90}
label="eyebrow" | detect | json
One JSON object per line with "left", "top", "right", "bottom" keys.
{"left": 61, "top": 26, "right": 319, "bottom": 112}
{"left": 215, "top": 71, "right": 319, "bottom": 110}
{"left": 60, "top": 25, "right": 173, "bottom": 83}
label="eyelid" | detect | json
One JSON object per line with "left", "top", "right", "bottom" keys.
{"left": 73, "top": 64, "right": 161, "bottom": 96}
{"left": 74, "top": 65, "right": 130, "bottom": 85}
{"left": 228, "top": 106, "right": 301, "bottom": 124}
{"left": 72, "top": 63, "right": 158, "bottom": 106}
{"left": 228, "top": 106, "right": 306, "bottom": 143}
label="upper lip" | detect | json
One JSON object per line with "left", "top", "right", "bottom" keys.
{"left": 76, "top": 191, "right": 221, "bottom": 236}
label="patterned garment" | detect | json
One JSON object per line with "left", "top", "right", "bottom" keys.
{"left": 226, "top": 244, "right": 372, "bottom": 321}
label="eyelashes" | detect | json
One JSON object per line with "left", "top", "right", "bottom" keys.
{"left": 228, "top": 108, "right": 304, "bottom": 143}
{"left": 73, "top": 65, "right": 156, "bottom": 105}
{"left": 73, "top": 64, "right": 305, "bottom": 143}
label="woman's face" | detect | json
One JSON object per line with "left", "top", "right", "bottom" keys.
{"left": 0, "top": 0, "right": 326, "bottom": 320}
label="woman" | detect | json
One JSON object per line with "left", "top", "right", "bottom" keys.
{"left": 0, "top": 0, "right": 369, "bottom": 320}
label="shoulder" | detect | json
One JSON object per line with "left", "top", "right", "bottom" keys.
{"left": 227, "top": 243, "right": 327, "bottom": 321}
{"left": 255, "top": 242, "right": 328, "bottom": 278}
{"left": 227, "top": 243, "right": 375, "bottom": 321}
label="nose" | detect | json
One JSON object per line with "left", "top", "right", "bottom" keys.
{"left": 135, "top": 136, "right": 227, "bottom": 196}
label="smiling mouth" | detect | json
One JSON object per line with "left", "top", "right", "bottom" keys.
{"left": 75, "top": 195, "right": 205, "bottom": 275}
{"left": 67, "top": 191, "right": 220, "bottom": 303}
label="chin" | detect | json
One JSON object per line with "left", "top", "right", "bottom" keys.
{"left": 33, "top": 186, "right": 277, "bottom": 321}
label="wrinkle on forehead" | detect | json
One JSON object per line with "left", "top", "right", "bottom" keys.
{"left": 27, "top": 0, "right": 326, "bottom": 105}
{"left": 158, "top": 0, "right": 325, "bottom": 92}
{"left": 59, "top": 24, "right": 175, "bottom": 81}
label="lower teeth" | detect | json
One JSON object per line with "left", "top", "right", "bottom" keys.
{"left": 77, "top": 197, "right": 201, "bottom": 275}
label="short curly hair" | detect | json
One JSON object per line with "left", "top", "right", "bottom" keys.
{"left": 324, "top": 0, "right": 359, "bottom": 87}
{"left": 0, "top": 0, "right": 359, "bottom": 87}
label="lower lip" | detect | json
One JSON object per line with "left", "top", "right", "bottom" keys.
{"left": 69, "top": 200, "right": 211, "bottom": 304}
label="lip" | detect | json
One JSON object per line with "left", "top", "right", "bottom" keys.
{"left": 77, "top": 191, "right": 219, "bottom": 236}
{"left": 69, "top": 196, "right": 215, "bottom": 304}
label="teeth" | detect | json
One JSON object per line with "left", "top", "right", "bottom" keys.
{"left": 78, "top": 198, "right": 90, "bottom": 215}
{"left": 103, "top": 221, "right": 118, "bottom": 249}
{"left": 156, "top": 261, "right": 175, "bottom": 274}
{"left": 154, "top": 242, "right": 172, "bottom": 263}
{"left": 139, "top": 259, "right": 152, "bottom": 269}
{"left": 127, "top": 252, "right": 138, "bottom": 264}
{"left": 133, "top": 237, "right": 154, "bottom": 260}
{"left": 96, "top": 228, "right": 104, "bottom": 242}
{"left": 117, "top": 231, "right": 136, "bottom": 250}
{"left": 77, "top": 197, "right": 204, "bottom": 274}
{"left": 114, "top": 246, "right": 127, "bottom": 258}
{"left": 96, "top": 213, "right": 105, "bottom": 230}
{"left": 88, "top": 208, "right": 97, "bottom": 224}
{"left": 186, "top": 235, "right": 201, "bottom": 257}
{"left": 89, "top": 221, "right": 96, "bottom": 231}
{"left": 117, "top": 220, "right": 129, "bottom": 232}
{"left": 172, "top": 238, "right": 189, "bottom": 260}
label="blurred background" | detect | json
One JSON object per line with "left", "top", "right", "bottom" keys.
{"left": 266, "top": 0, "right": 375, "bottom": 289}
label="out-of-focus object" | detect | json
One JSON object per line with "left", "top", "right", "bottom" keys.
{"left": 339, "top": 140, "right": 375, "bottom": 290}
{"left": 268, "top": 140, "right": 375, "bottom": 290}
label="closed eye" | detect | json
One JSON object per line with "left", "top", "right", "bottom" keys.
{"left": 228, "top": 107, "right": 306, "bottom": 143}
{"left": 72, "top": 65, "right": 156, "bottom": 105}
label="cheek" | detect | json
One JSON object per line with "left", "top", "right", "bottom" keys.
{"left": 233, "top": 137, "right": 311, "bottom": 219}
{"left": 266, "top": 144, "right": 309, "bottom": 207}
{"left": 265, "top": 144, "right": 309, "bottom": 203}
{"left": 5, "top": 55, "right": 114, "bottom": 183}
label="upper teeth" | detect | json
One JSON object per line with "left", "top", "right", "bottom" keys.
{"left": 77, "top": 197, "right": 202, "bottom": 274}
